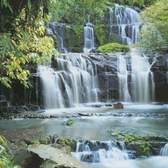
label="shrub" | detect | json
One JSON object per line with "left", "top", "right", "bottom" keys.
{"left": 97, "top": 43, "right": 130, "bottom": 53}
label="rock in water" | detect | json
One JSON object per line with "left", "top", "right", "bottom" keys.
{"left": 113, "top": 102, "right": 124, "bottom": 109}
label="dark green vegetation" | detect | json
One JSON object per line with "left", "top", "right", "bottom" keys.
{"left": 97, "top": 43, "right": 130, "bottom": 53}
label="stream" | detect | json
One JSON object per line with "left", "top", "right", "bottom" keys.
{"left": 0, "top": 104, "right": 168, "bottom": 168}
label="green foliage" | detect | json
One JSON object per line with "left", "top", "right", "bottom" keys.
{"left": 95, "top": 25, "right": 108, "bottom": 45}
{"left": 0, "top": 7, "right": 55, "bottom": 88}
{"left": 141, "top": 0, "right": 168, "bottom": 50}
{"left": 139, "top": 24, "right": 166, "bottom": 51}
{"left": 49, "top": 0, "right": 108, "bottom": 25}
{"left": 0, "top": 135, "right": 21, "bottom": 168}
{"left": 108, "top": 0, "right": 157, "bottom": 8}
{"left": 97, "top": 43, "right": 130, "bottom": 53}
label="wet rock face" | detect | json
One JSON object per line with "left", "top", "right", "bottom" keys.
{"left": 152, "top": 53, "right": 168, "bottom": 102}
{"left": 89, "top": 53, "right": 121, "bottom": 102}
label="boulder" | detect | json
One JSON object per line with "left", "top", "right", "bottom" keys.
{"left": 28, "top": 144, "right": 92, "bottom": 168}
{"left": 113, "top": 102, "right": 124, "bottom": 109}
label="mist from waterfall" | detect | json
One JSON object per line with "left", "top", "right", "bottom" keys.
{"left": 38, "top": 53, "right": 99, "bottom": 109}
{"left": 83, "top": 22, "right": 95, "bottom": 53}
{"left": 109, "top": 4, "right": 155, "bottom": 103}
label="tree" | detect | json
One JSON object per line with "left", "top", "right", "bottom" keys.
{"left": 142, "top": 0, "right": 168, "bottom": 49}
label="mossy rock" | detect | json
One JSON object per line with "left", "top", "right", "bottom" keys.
{"left": 65, "top": 119, "right": 75, "bottom": 126}
{"left": 56, "top": 138, "right": 76, "bottom": 153}
{"left": 97, "top": 43, "right": 130, "bottom": 53}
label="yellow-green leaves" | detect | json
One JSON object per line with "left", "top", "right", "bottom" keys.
{"left": 0, "top": 8, "right": 55, "bottom": 88}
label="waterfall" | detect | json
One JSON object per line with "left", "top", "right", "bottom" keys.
{"left": 38, "top": 53, "right": 99, "bottom": 109}
{"left": 160, "top": 143, "right": 168, "bottom": 156}
{"left": 109, "top": 4, "right": 140, "bottom": 44}
{"left": 83, "top": 23, "right": 95, "bottom": 53}
{"left": 47, "top": 22, "right": 67, "bottom": 52}
{"left": 109, "top": 4, "right": 155, "bottom": 103}
{"left": 117, "top": 54, "right": 131, "bottom": 102}
{"left": 131, "top": 48, "right": 155, "bottom": 102}
{"left": 72, "top": 141, "right": 129, "bottom": 164}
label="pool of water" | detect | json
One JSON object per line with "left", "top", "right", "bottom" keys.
{"left": 0, "top": 104, "right": 168, "bottom": 168}
{"left": 0, "top": 104, "right": 168, "bottom": 140}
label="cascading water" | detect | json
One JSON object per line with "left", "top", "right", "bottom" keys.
{"left": 109, "top": 4, "right": 155, "bottom": 103}
{"left": 131, "top": 48, "right": 155, "bottom": 103}
{"left": 83, "top": 22, "right": 95, "bottom": 53}
{"left": 38, "top": 53, "right": 99, "bottom": 109}
{"left": 47, "top": 22, "right": 67, "bottom": 52}
{"left": 72, "top": 141, "right": 129, "bottom": 165}
{"left": 109, "top": 4, "right": 140, "bottom": 44}
{"left": 117, "top": 54, "right": 131, "bottom": 102}
{"left": 160, "top": 143, "right": 168, "bottom": 156}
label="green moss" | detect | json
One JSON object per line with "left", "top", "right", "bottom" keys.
{"left": 57, "top": 138, "right": 76, "bottom": 153}
{"left": 66, "top": 119, "right": 75, "bottom": 126}
{"left": 31, "top": 139, "right": 40, "bottom": 145}
{"left": 97, "top": 43, "right": 130, "bottom": 53}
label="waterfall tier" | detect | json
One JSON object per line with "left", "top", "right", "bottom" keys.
{"left": 160, "top": 143, "right": 168, "bottom": 156}
{"left": 38, "top": 53, "right": 99, "bottom": 109}
{"left": 83, "top": 23, "right": 95, "bottom": 53}
{"left": 72, "top": 140, "right": 130, "bottom": 164}
{"left": 131, "top": 48, "right": 155, "bottom": 102}
{"left": 109, "top": 4, "right": 140, "bottom": 44}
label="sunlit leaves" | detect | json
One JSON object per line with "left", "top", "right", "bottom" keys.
{"left": 0, "top": 7, "right": 55, "bottom": 88}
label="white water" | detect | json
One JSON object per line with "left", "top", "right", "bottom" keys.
{"left": 131, "top": 48, "right": 155, "bottom": 102}
{"left": 83, "top": 22, "right": 95, "bottom": 53}
{"left": 109, "top": 4, "right": 140, "bottom": 44}
{"left": 160, "top": 143, "right": 168, "bottom": 156}
{"left": 117, "top": 54, "right": 131, "bottom": 101}
{"left": 109, "top": 4, "right": 155, "bottom": 103}
{"left": 38, "top": 53, "right": 99, "bottom": 109}
{"left": 72, "top": 141, "right": 129, "bottom": 164}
